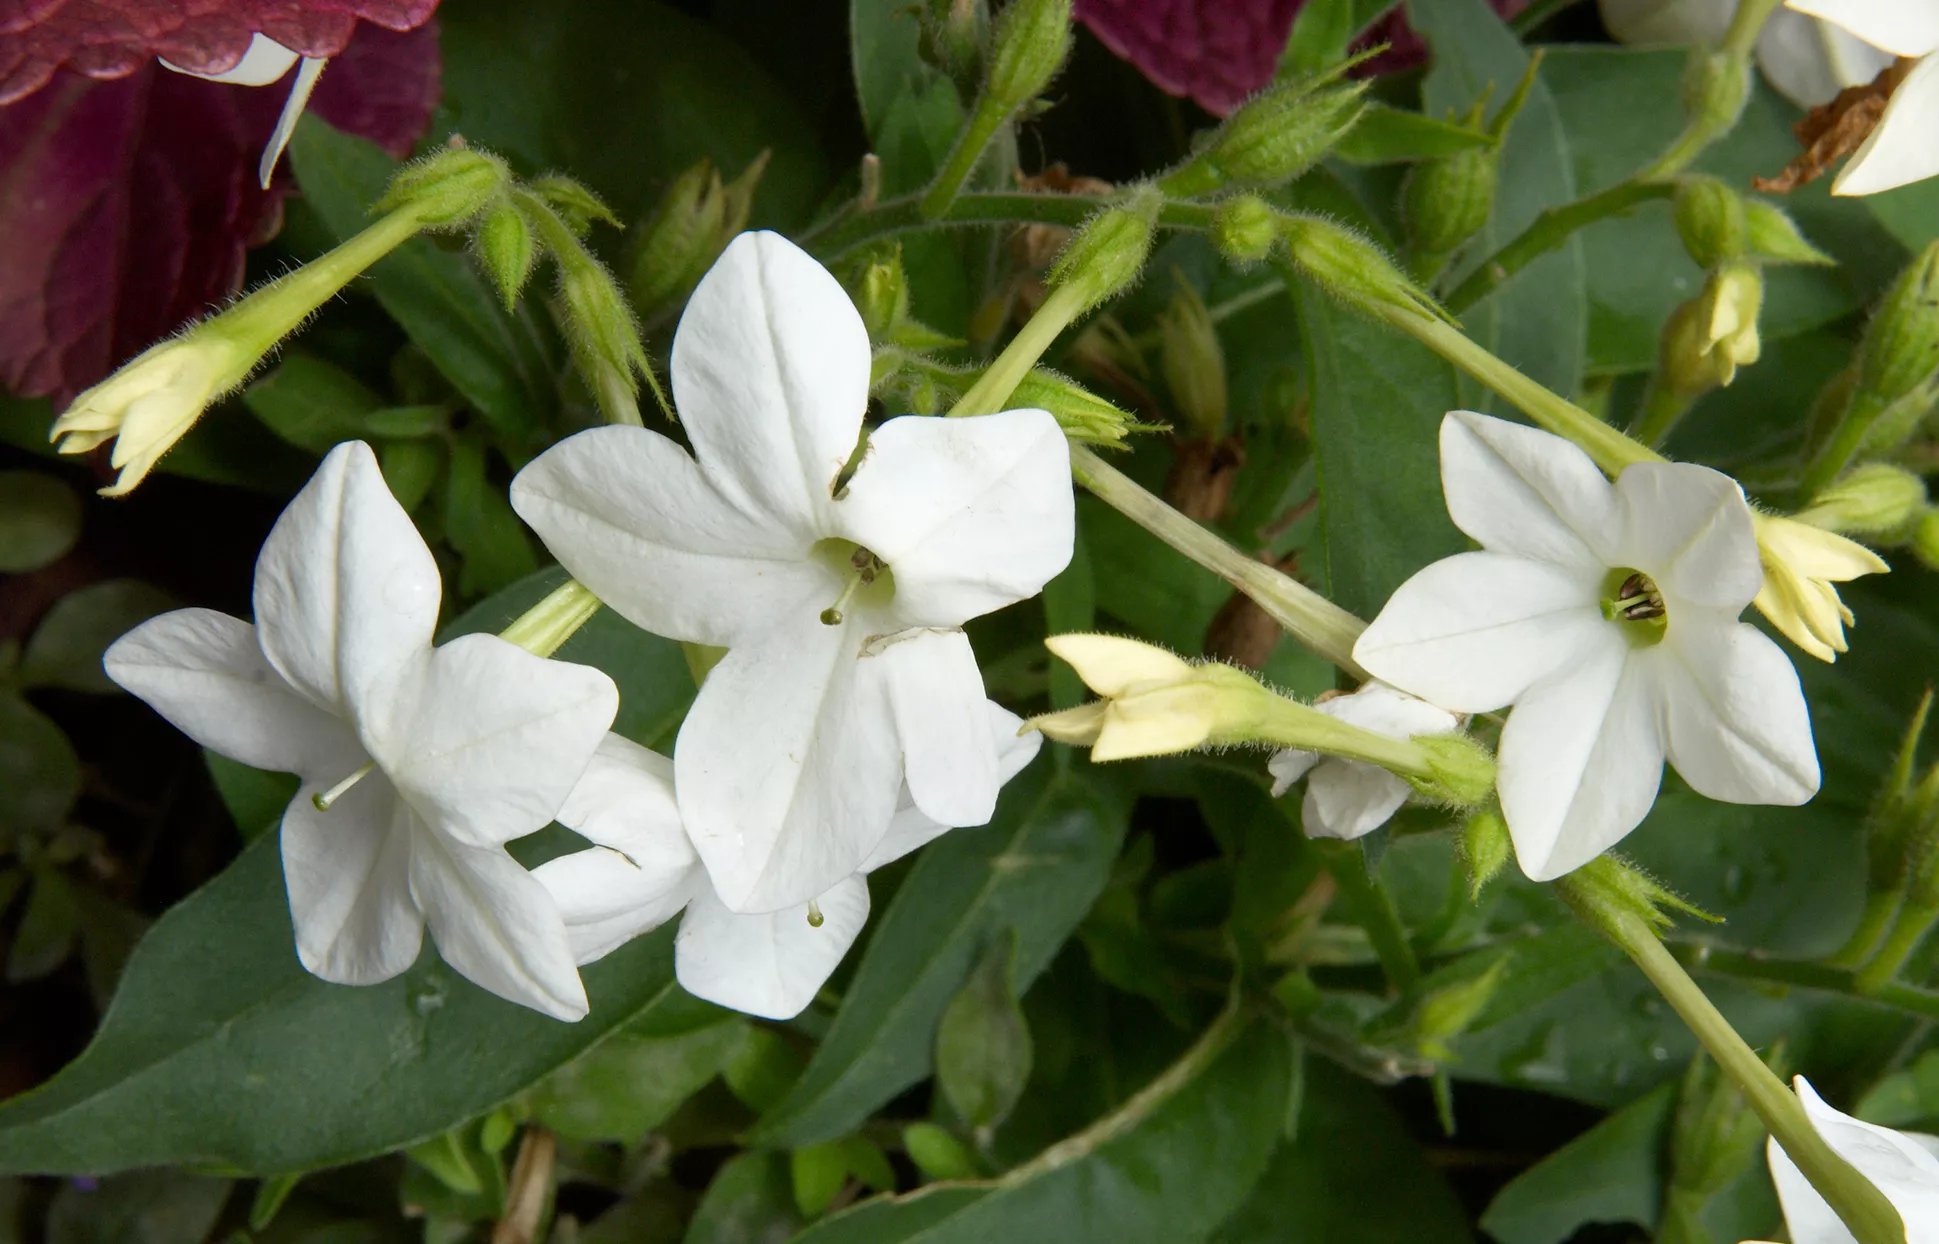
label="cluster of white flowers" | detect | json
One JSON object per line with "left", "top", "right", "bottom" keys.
{"left": 106, "top": 232, "right": 1074, "bottom": 1021}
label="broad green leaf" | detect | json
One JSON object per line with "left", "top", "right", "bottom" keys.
{"left": 1282, "top": 0, "right": 1401, "bottom": 76}
{"left": 7, "top": 867, "right": 79, "bottom": 981}
{"left": 1081, "top": 495, "right": 1232, "bottom": 655}
{"left": 380, "top": 438, "right": 444, "bottom": 515}
{"left": 443, "top": 437, "right": 538, "bottom": 599}
{"left": 45, "top": 1170, "right": 231, "bottom": 1244}
{"left": 1332, "top": 105, "right": 1495, "bottom": 166}
{"left": 526, "top": 1019, "right": 746, "bottom": 1143}
{"left": 1040, "top": 526, "right": 1094, "bottom": 710}
{"left": 0, "top": 470, "right": 80, "bottom": 573}
{"left": 794, "top": 1014, "right": 1290, "bottom": 1244}
{"left": 1859, "top": 1047, "right": 1939, "bottom": 1129}
{"left": 851, "top": 0, "right": 954, "bottom": 143}
{"left": 1211, "top": 1058, "right": 1472, "bottom": 1243}
{"left": 751, "top": 764, "right": 1126, "bottom": 1148}
{"left": 1409, "top": 0, "right": 1585, "bottom": 405}
{"left": 1867, "top": 177, "right": 1939, "bottom": 251}
{"left": 935, "top": 932, "right": 1033, "bottom": 1130}
{"left": 1292, "top": 276, "right": 1466, "bottom": 619}
{"left": 20, "top": 580, "right": 177, "bottom": 694}
{"left": 686, "top": 1151, "right": 804, "bottom": 1244}
{"left": 1480, "top": 1083, "right": 1673, "bottom": 1244}
{"left": 242, "top": 353, "right": 384, "bottom": 454}
{"left": 288, "top": 118, "right": 559, "bottom": 447}
{"left": 0, "top": 691, "right": 80, "bottom": 836}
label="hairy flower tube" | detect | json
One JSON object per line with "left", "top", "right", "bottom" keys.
{"left": 1356, "top": 412, "right": 1820, "bottom": 881}
{"left": 105, "top": 442, "right": 618, "bottom": 1020}
{"left": 512, "top": 231, "right": 1074, "bottom": 916}
{"left": 1747, "top": 1078, "right": 1939, "bottom": 1243}
{"left": 533, "top": 706, "right": 1041, "bottom": 1020}
{"left": 1786, "top": 0, "right": 1939, "bottom": 195}
{"left": 1268, "top": 682, "right": 1461, "bottom": 840}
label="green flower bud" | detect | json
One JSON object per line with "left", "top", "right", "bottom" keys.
{"left": 1410, "top": 957, "right": 1510, "bottom": 1060}
{"left": 375, "top": 146, "right": 511, "bottom": 227}
{"left": 1403, "top": 146, "right": 1497, "bottom": 266}
{"left": 1279, "top": 214, "right": 1444, "bottom": 322}
{"left": 1744, "top": 199, "right": 1835, "bottom": 266}
{"left": 1663, "top": 1049, "right": 1775, "bottom": 1240}
{"left": 524, "top": 175, "right": 621, "bottom": 237}
{"left": 474, "top": 201, "right": 538, "bottom": 311}
{"left": 1411, "top": 734, "right": 1498, "bottom": 808}
{"left": 1916, "top": 509, "right": 1939, "bottom": 571}
{"left": 902, "top": 1122, "right": 979, "bottom": 1182}
{"left": 1160, "top": 78, "right": 1367, "bottom": 198}
{"left": 1857, "top": 242, "right": 1939, "bottom": 414}
{"left": 1047, "top": 189, "right": 1159, "bottom": 313}
{"left": 985, "top": 0, "right": 1072, "bottom": 114}
{"left": 1680, "top": 47, "right": 1749, "bottom": 139}
{"left": 1672, "top": 176, "right": 1747, "bottom": 271}
{"left": 1660, "top": 262, "right": 1762, "bottom": 398}
{"left": 1798, "top": 463, "right": 1928, "bottom": 538}
{"left": 624, "top": 152, "right": 770, "bottom": 321}
{"left": 918, "top": 0, "right": 986, "bottom": 100}
{"left": 1556, "top": 854, "right": 1718, "bottom": 939}
{"left": 1009, "top": 367, "right": 1142, "bottom": 447}
{"left": 1214, "top": 195, "right": 1279, "bottom": 265}
{"left": 1158, "top": 276, "right": 1228, "bottom": 441}
{"left": 855, "top": 248, "right": 911, "bottom": 344}
{"left": 1460, "top": 809, "right": 1511, "bottom": 899}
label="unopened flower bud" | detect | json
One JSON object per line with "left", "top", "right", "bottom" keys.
{"left": 1403, "top": 145, "right": 1497, "bottom": 268}
{"left": 1214, "top": 195, "right": 1279, "bottom": 265}
{"left": 625, "top": 153, "right": 769, "bottom": 320}
{"left": 1160, "top": 77, "right": 1367, "bottom": 198}
{"left": 1461, "top": 810, "right": 1511, "bottom": 898}
{"left": 1556, "top": 854, "right": 1717, "bottom": 940}
{"left": 1744, "top": 199, "right": 1834, "bottom": 266}
{"left": 918, "top": 0, "right": 986, "bottom": 100}
{"left": 1660, "top": 262, "right": 1762, "bottom": 397}
{"left": 475, "top": 200, "right": 538, "bottom": 311}
{"left": 1047, "top": 190, "right": 1159, "bottom": 314}
{"left": 1009, "top": 367, "right": 1141, "bottom": 447}
{"left": 1413, "top": 735, "right": 1498, "bottom": 807}
{"left": 1673, "top": 176, "right": 1747, "bottom": 270}
{"left": 1408, "top": 958, "right": 1510, "bottom": 1060}
{"left": 1797, "top": 464, "right": 1928, "bottom": 538}
{"left": 1752, "top": 513, "right": 1888, "bottom": 662}
{"left": 375, "top": 146, "right": 511, "bottom": 227}
{"left": 1280, "top": 214, "right": 1443, "bottom": 322}
{"left": 1857, "top": 242, "right": 1939, "bottom": 414}
{"left": 855, "top": 248, "right": 911, "bottom": 344}
{"left": 1159, "top": 277, "right": 1227, "bottom": 441}
{"left": 1663, "top": 1050, "right": 1771, "bottom": 1239}
{"left": 984, "top": 0, "right": 1071, "bottom": 115}
{"left": 525, "top": 175, "right": 621, "bottom": 237}
{"left": 1681, "top": 47, "right": 1749, "bottom": 138}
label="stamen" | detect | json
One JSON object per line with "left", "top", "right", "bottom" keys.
{"left": 821, "top": 548, "right": 884, "bottom": 625}
{"left": 312, "top": 761, "right": 377, "bottom": 811}
{"left": 1601, "top": 570, "right": 1667, "bottom": 625}
{"left": 821, "top": 573, "right": 862, "bottom": 626}
{"left": 807, "top": 899, "right": 825, "bottom": 928}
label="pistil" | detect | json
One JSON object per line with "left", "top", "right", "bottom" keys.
{"left": 820, "top": 546, "right": 883, "bottom": 626}
{"left": 312, "top": 761, "right": 377, "bottom": 811}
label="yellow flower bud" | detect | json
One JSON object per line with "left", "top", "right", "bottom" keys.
{"left": 1751, "top": 513, "right": 1889, "bottom": 662}
{"left": 49, "top": 334, "right": 245, "bottom": 496}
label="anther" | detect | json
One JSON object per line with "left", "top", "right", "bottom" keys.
{"left": 312, "top": 761, "right": 377, "bottom": 811}
{"left": 1609, "top": 571, "right": 1666, "bottom": 622}
{"left": 806, "top": 899, "right": 825, "bottom": 928}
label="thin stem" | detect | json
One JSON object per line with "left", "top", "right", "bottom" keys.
{"left": 802, "top": 191, "right": 1217, "bottom": 262}
{"left": 500, "top": 579, "right": 603, "bottom": 659}
{"left": 1609, "top": 913, "right": 1905, "bottom": 1244}
{"left": 1802, "top": 391, "right": 1892, "bottom": 500}
{"left": 1858, "top": 901, "right": 1939, "bottom": 996}
{"left": 949, "top": 284, "right": 1088, "bottom": 418}
{"left": 1069, "top": 446, "right": 1370, "bottom": 677}
{"left": 1632, "top": 379, "right": 1694, "bottom": 448}
{"left": 220, "top": 206, "right": 428, "bottom": 353}
{"left": 921, "top": 99, "right": 1010, "bottom": 220}
{"left": 1317, "top": 840, "right": 1420, "bottom": 993}
{"left": 1669, "top": 941, "right": 1939, "bottom": 1021}
{"left": 1830, "top": 892, "right": 1906, "bottom": 970}
{"left": 1723, "top": 0, "right": 1784, "bottom": 56}
{"left": 1443, "top": 182, "right": 1673, "bottom": 316}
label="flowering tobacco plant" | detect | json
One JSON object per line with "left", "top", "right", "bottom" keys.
{"left": 6, "top": 1, "right": 1939, "bottom": 1241}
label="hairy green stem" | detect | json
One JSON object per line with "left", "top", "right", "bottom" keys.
{"left": 1858, "top": 901, "right": 1939, "bottom": 996}
{"left": 1443, "top": 182, "right": 1674, "bottom": 316}
{"left": 1722, "top": 0, "right": 1785, "bottom": 57}
{"left": 921, "top": 101, "right": 1011, "bottom": 221}
{"left": 221, "top": 206, "right": 430, "bottom": 355}
{"left": 949, "top": 284, "right": 1090, "bottom": 418}
{"left": 1317, "top": 841, "right": 1420, "bottom": 993}
{"left": 500, "top": 579, "right": 603, "bottom": 658}
{"left": 1670, "top": 941, "right": 1939, "bottom": 1021}
{"left": 1830, "top": 893, "right": 1907, "bottom": 970}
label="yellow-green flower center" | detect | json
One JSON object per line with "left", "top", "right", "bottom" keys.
{"left": 1600, "top": 568, "right": 1668, "bottom": 645}
{"left": 815, "top": 539, "right": 895, "bottom": 625}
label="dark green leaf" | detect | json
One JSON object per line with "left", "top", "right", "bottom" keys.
{"left": 751, "top": 764, "right": 1125, "bottom": 1147}
{"left": 0, "top": 691, "right": 80, "bottom": 836}
{"left": 203, "top": 752, "right": 299, "bottom": 843}
{"left": 242, "top": 354, "right": 385, "bottom": 455}
{"left": 1332, "top": 106, "right": 1495, "bottom": 166}
{"left": 526, "top": 1019, "right": 746, "bottom": 1143}
{"left": 0, "top": 471, "right": 81, "bottom": 573}
{"left": 444, "top": 437, "right": 538, "bottom": 598}
{"left": 379, "top": 439, "right": 444, "bottom": 515}
{"left": 21, "top": 580, "right": 178, "bottom": 694}
{"left": 934, "top": 931, "right": 1033, "bottom": 1131}
{"left": 1478, "top": 1083, "right": 1672, "bottom": 1244}
{"left": 850, "top": 0, "right": 954, "bottom": 144}
{"left": 7, "top": 867, "right": 79, "bottom": 981}
{"left": 45, "top": 1170, "right": 231, "bottom": 1244}
{"left": 685, "top": 1151, "right": 803, "bottom": 1244}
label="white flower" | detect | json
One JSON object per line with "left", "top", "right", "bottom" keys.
{"left": 1268, "top": 682, "right": 1459, "bottom": 840}
{"left": 512, "top": 231, "right": 1074, "bottom": 915}
{"left": 104, "top": 442, "right": 617, "bottom": 1020}
{"left": 160, "top": 32, "right": 327, "bottom": 187}
{"left": 1353, "top": 411, "right": 1819, "bottom": 882}
{"left": 1787, "top": 0, "right": 1939, "bottom": 195}
{"left": 1747, "top": 1078, "right": 1939, "bottom": 1243}
{"left": 1599, "top": 0, "right": 1893, "bottom": 109}
{"left": 532, "top": 704, "right": 1041, "bottom": 1020}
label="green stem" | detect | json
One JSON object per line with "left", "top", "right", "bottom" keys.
{"left": 1632, "top": 379, "right": 1695, "bottom": 448}
{"left": 921, "top": 99, "right": 1010, "bottom": 221}
{"left": 949, "top": 284, "right": 1089, "bottom": 418}
{"left": 802, "top": 192, "right": 1217, "bottom": 262}
{"left": 1669, "top": 941, "right": 1939, "bottom": 1021}
{"left": 1801, "top": 391, "right": 1892, "bottom": 500}
{"left": 219, "top": 206, "right": 428, "bottom": 353}
{"left": 1606, "top": 912, "right": 1906, "bottom": 1244}
{"left": 1068, "top": 446, "right": 1370, "bottom": 677}
{"left": 1317, "top": 840, "right": 1420, "bottom": 993}
{"left": 499, "top": 579, "right": 603, "bottom": 658}
{"left": 1251, "top": 693, "right": 1440, "bottom": 780}
{"left": 1857, "top": 901, "right": 1939, "bottom": 996}
{"left": 1443, "top": 182, "right": 1674, "bottom": 316}
{"left": 1722, "top": 0, "right": 1784, "bottom": 57}
{"left": 1830, "top": 892, "right": 1906, "bottom": 970}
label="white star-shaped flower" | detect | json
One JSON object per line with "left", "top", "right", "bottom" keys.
{"left": 1353, "top": 411, "right": 1819, "bottom": 881}
{"left": 1268, "top": 682, "right": 1460, "bottom": 840}
{"left": 1787, "top": 0, "right": 1939, "bottom": 195}
{"left": 105, "top": 441, "right": 618, "bottom": 1019}
{"left": 532, "top": 705, "right": 1041, "bottom": 1020}
{"left": 511, "top": 230, "right": 1074, "bottom": 915}
{"left": 1747, "top": 1078, "right": 1939, "bottom": 1243}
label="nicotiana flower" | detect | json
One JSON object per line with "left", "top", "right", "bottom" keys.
{"left": 49, "top": 335, "right": 244, "bottom": 497}
{"left": 512, "top": 230, "right": 1074, "bottom": 915}
{"left": 161, "top": 31, "right": 328, "bottom": 187}
{"left": 1268, "top": 682, "right": 1459, "bottom": 840}
{"left": 1753, "top": 512, "right": 1891, "bottom": 661}
{"left": 105, "top": 442, "right": 617, "bottom": 1019}
{"left": 1749, "top": 1078, "right": 1939, "bottom": 1243}
{"left": 1785, "top": 0, "right": 1939, "bottom": 195}
{"left": 533, "top": 705, "right": 1041, "bottom": 1020}
{"left": 1354, "top": 411, "right": 1819, "bottom": 882}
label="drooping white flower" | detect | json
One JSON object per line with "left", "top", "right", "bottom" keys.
{"left": 1354, "top": 411, "right": 1819, "bottom": 881}
{"left": 1599, "top": 0, "right": 1893, "bottom": 109}
{"left": 512, "top": 230, "right": 1074, "bottom": 916}
{"left": 160, "top": 32, "right": 327, "bottom": 187}
{"left": 533, "top": 705, "right": 1041, "bottom": 1020}
{"left": 1745, "top": 1078, "right": 1939, "bottom": 1243}
{"left": 1785, "top": 0, "right": 1939, "bottom": 195}
{"left": 1268, "top": 682, "right": 1460, "bottom": 840}
{"left": 105, "top": 441, "right": 617, "bottom": 1020}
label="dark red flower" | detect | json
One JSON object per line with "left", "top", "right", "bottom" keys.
{"left": 0, "top": 20, "right": 440, "bottom": 404}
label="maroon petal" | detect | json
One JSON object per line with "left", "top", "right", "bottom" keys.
{"left": 0, "top": 19, "right": 440, "bottom": 404}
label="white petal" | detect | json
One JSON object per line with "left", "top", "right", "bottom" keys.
{"left": 1659, "top": 612, "right": 1821, "bottom": 804}
{"left": 510, "top": 426, "right": 829, "bottom": 648}
{"left": 675, "top": 875, "right": 870, "bottom": 1020}
{"left": 874, "top": 628, "right": 999, "bottom": 828}
{"left": 558, "top": 734, "right": 685, "bottom": 853}
{"left": 1758, "top": 10, "right": 1895, "bottom": 107}
{"left": 838, "top": 409, "right": 1076, "bottom": 628}
{"left": 375, "top": 635, "right": 618, "bottom": 849}
{"left": 676, "top": 621, "right": 901, "bottom": 913}
{"left": 1499, "top": 640, "right": 1667, "bottom": 881}
{"left": 1439, "top": 411, "right": 1618, "bottom": 570}
{"left": 1790, "top": 1077, "right": 1939, "bottom": 1241}
{"left": 1608, "top": 462, "right": 1763, "bottom": 610}
{"left": 1788, "top": 0, "right": 1939, "bottom": 57}
{"left": 1319, "top": 680, "right": 1461, "bottom": 738}
{"left": 1303, "top": 759, "right": 1413, "bottom": 840}
{"left": 254, "top": 442, "right": 441, "bottom": 719}
{"left": 280, "top": 775, "right": 423, "bottom": 986}
{"left": 257, "top": 57, "right": 326, "bottom": 188}
{"left": 1354, "top": 552, "right": 1606, "bottom": 713}
{"left": 1765, "top": 1136, "right": 1855, "bottom": 1244}
{"left": 161, "top": 32, "right": 300, "bottom": 84}
{"left": 409, "top": 832, "right": 588, "bottom": 1021}
{"left": 1267, "top": 749, "right": 1320, "bottom": 798}
{"left": 1834, "top": 52, "right": 1939, "bottom": 196}
{"left": 860, "top": 702, "right": 1041, "bottom": 872}
{"left": 671, "top": 231, "right": 870, "bottom": 534}
{"left": 104, "top": 608, "right": 363, "bottom": 778}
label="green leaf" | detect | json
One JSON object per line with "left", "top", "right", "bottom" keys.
{"left": 7, "top": 867, "right": 79, "bottom": 981}
{"left": 526, "top": 1019, "right": 747, "bottom": 1143}
{"left": 686, "top": 1151, "right": 805, "bottom": 1244}
{"left": 242, "top": 353, "right": 385, "bottom": 454}
{"left": 1332, "top": 105, "right": 1495, "bottom": 166}
{"left": 1281, "top": 0, "right": 1396, "bottom": 77}
{"left": 45, "top": 1170, "right": 231, "bottom": 1244}
{"left": 901, "top": 1123, "right": 979, "bottom": 1182}
{"left": 851, "top": 0, "right": 954, "bottom": 144}
{"left": 203, "top": 752, "right": 299, "bottom": 843}
{"left": 935, "top": 931, "right": 1033, "bottom": 1131}
{"left": 1292, "top": 277, "right": 1466, "bottom": 619}
{"left": 20, "top": 580, "right": 178, "bottom": 694}
{"left": 1040, "top": 526, "right": 1094, "bottom": 710}
{"left": 444, "top": 436, "right": 538, "bottom": 598}
{"left": 0, "top": 691, "right": 80, "bottom": 836}
{"left": 795, "top": 1012, "right": 1289, "bottom": 1244}
{"left": 750, "top": 764, "right": 1125, "bottom": 1148}
{"left": 1479, "top": 1083, "right": 1673, "bottom": 1244}
{"left": 288, "top": 117, "right": 560, "bottom": 446}
{"left": 1211, "top": 1058, "right": 1472, "bottom": 1243}
{"left": 379, "top": 438, "right": 444, "bottom": 515}
{"left": 0, "top": 471, "right": 81, "bottom": 573}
